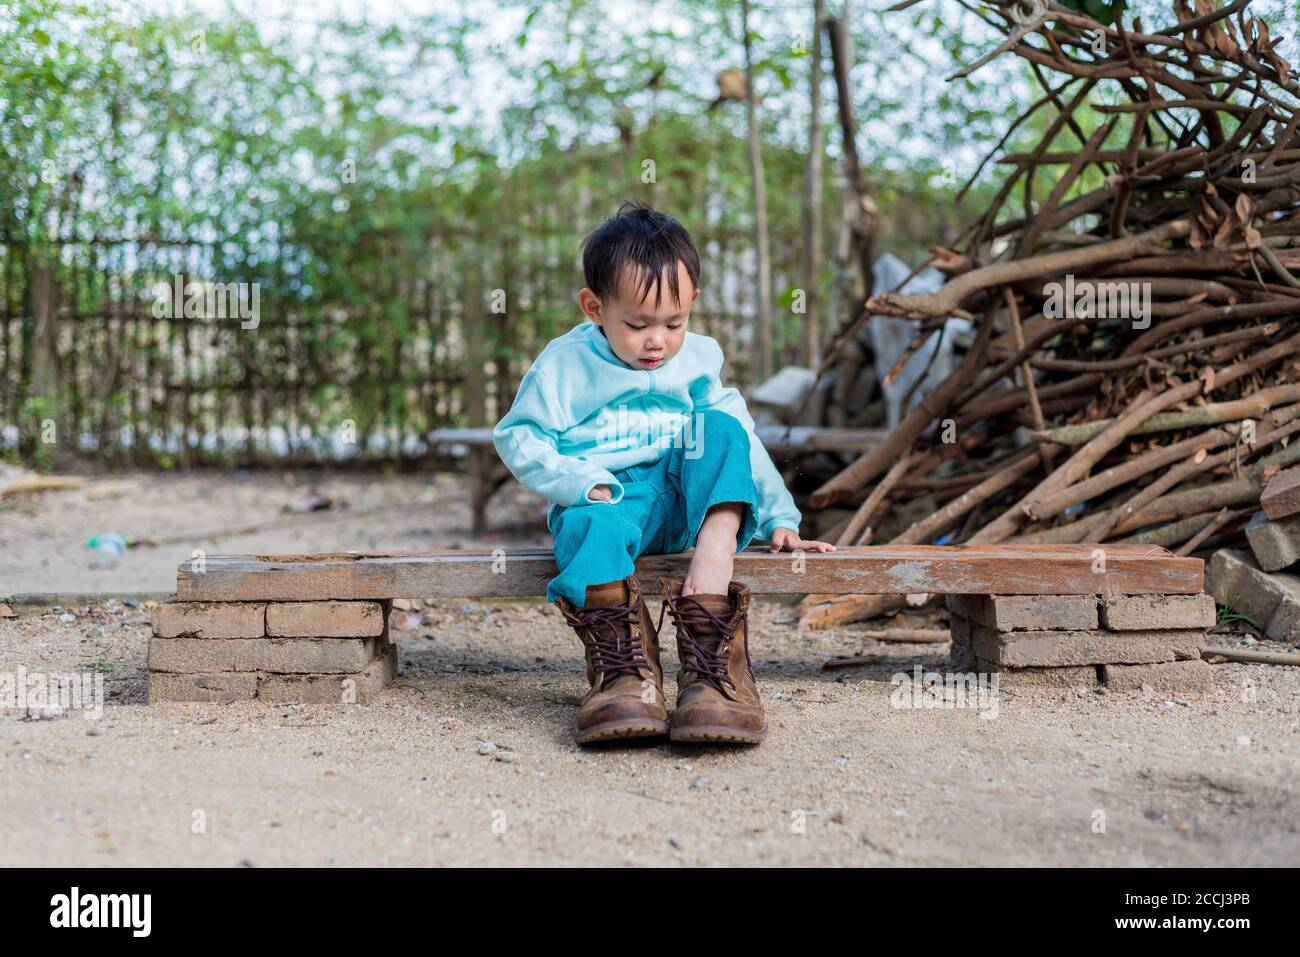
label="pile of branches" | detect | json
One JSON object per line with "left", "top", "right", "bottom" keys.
{"left": 799, "top": 0, "right": 1300, "bottom": 629}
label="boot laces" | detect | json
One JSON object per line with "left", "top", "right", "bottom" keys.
{"left": 658, "top": 595, "right": 745, "bottom": 694}
{"left": 564, "top": 602, "right": 647, "bottom": 680}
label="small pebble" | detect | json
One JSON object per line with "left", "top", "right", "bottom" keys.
{"left": 690, "top": 777, "right": 707, "bottom": 789}
{"left": 1236, "top": 734, "right": 1251, "bottom": 747}
{"left": 478, "top": 741, "right": 497, "bottom": 756}
{"left": 668, "top": 834, "right": 683, "bottom": 850}
{"left": 495, "top": 750, "right": 517, "bottom": 763}
{"left": 58, "top": 613, "right": 75, "bottom": 623}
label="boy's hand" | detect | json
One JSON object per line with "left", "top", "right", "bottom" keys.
{"left": 586, "top": 485, "right": 613, "bottom": 503}
{"left": 768, "top": 528, "right": 836, "bottom": 553}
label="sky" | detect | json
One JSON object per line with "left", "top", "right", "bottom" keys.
{"left": 106, "top": 0, "right": 1300, "bottom": 182}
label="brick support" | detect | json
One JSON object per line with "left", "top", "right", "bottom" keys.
{"left": 1099, "top": 594, "right": 1216, "bottom": 631}
{"left": 152, "top": 601, "right": 265, "bottom": 639}
{"left": 265, "top": 600, "right": 387, "bottom": 638}
{"left": 945, "top": 594, "right": 1098, "bottom": 631}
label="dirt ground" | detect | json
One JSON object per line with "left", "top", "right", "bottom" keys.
{"left": 1, "top": 470, "right": 1298, "bottom": 866}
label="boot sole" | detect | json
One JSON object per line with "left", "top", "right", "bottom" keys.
{"left": 576, "top": 718, "right": 671, "bottom": 745}
{"left": 670, "top": 724, "right": 767, "bottom": 745}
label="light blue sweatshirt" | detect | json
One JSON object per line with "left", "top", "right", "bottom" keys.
{"left": 492, "top": 320, "right": 802, "bottom": 540}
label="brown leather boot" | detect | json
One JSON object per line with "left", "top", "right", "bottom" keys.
{"left": 657, "top": 578, "right": 767, "bottom": 744}
{"left": 554, "top": 575, "right": 669, "bottom": 745}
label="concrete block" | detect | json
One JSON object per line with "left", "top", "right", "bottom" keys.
{"left": 266, "top": 600, "right": 386, "bottom": 638}
{"left": 1207, "top": 548, "right": 1285, "bottom": 625}
{"left": 152, "top": 601, "right": 265, "bottom": 639}
{"left": 1245, "top": 510, "right": 1300, "bottom": 572}
{"left": 1102, "top": 659, "right": 1215, "bottom": 693}
{"left": 972, "top": 625, "right": 1204, "bottom": 668}
{"left": 975, "top": 658, "right": 1099, "bottom": 688}
{"left": 147, "top": 671, "right": 257, "bottom": 703}
{"left": 1100, "top": 594, "right": 1217, "bottom": 631}
{"left": 148, "top": 636, "right": 382, "bottom": 673}
{"left": 1264, "top": 590, "right": 1300, "bottom": 644}
{"left": 257, "top": 648, "right": 396, "bottom": 704}
{"left": 946, "top": 594, "right": 1097, "bottom": 631}
{"left": 1207, "top": 548, "right": 1300, "bottom": 643}
{"left": 1261, "top": 467, "right": 1300, "bottom": 520}
{"left": 948, "top": 614, "right": 977, "bottom": 671}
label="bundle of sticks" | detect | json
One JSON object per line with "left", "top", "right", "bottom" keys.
{"left": 798, "top": 0, "right": 1300, "bottom": 629}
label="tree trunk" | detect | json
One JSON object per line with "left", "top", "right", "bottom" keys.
{"left": 742, "top": 0, "right": 773, "bottom": 383}
{"left": 463, "top": 255, "right": 486, "bottom": 430}
{"left": 826, "top": 6, "right": 881, "bottom": 311}
{"left": 800, "top": 0, "right": 826, "bottom": 368}
{"left": 28, "top": 263, "right": 62, "bottom": 449}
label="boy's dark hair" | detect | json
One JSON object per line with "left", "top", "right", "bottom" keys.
{"left": 581, "top": 200, "right": 701, "bottom": 309}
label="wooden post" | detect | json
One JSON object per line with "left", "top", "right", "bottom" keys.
{"left": 826, "top": 8, "right": 881, "bottom": 306}
{"left": 801, "top": 0, "right": 826, "bottom": 369}
{"left": 28, "top": 263, "right": 62, "bottom": 450}
{"left": 463, "top": 255, "right": 488, "bottom": 534}
{"left": 742, "top": 0, "right": 773, "bottom": 384}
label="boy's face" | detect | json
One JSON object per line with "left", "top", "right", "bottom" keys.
{"left": 579, "top": 261, "right": 699, "bottom": 371}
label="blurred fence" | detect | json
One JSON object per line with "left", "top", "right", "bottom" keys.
{"left": 0, "top": 116, "right": 960, "bottom": 467}
{"left": 0, "top": 218, "right": 801, "bottom": 467}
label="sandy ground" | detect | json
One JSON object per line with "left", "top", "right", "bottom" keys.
{"left": 1, "top": 470, "right": 1298, "bottom": 866}
{"left": 0, "top": 468, "right": 554, "bottom": 596}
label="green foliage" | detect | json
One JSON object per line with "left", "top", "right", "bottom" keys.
{"left": 1057, "top": 0, "right": 1118, "bottom": 28}
{"left": 21, "top": 0, "right": 1280, "bottom": 462}
{"left": 1216, "top": 601, "right": 1259, "bottom": 629}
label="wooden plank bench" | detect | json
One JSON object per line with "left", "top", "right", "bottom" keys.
{"left": 148, "top": 545, "right": 1214, "bottom": 704}
{"left": 175, "top": 543, "right": 1201, "bottom": 600}
{"left": 428, "top": 425, "right": 887, "bottom": 534}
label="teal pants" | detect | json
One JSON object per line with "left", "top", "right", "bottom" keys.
{"left": 547, "top": 409, "right": 760, "bottom": 607}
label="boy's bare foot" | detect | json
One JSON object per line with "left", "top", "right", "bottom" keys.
{"left": 682, "top": 534, "right": 735, "bottom": 596}
{"left": 683, "top": 502, "right": 743, "bottom": 597}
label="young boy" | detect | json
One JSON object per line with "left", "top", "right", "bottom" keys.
{"left": 492, "top": 201, "right": 835, "bottom": 747}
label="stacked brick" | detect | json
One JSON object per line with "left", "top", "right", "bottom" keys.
{"left": 1210, "top": 466, "right": 1300, "bottom": 643}
{"left": 148, "top": 599, "right": 395, "bottom": 703}
{"left": 1241, "top": 467, "right": 1300, "bottom": 573}
{"left": 946, "top": 593, "right": 1216, "bottom": 692}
